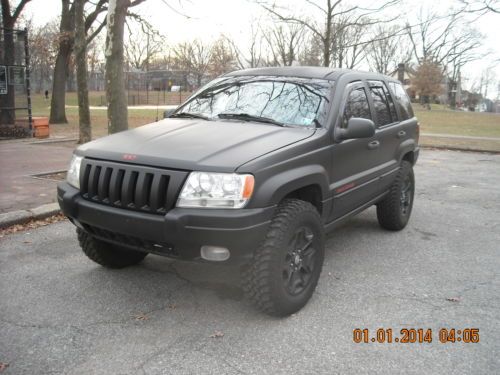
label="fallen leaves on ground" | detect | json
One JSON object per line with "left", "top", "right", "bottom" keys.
{"left": 0, "top": 214, "right": 67, "bottom": 238}
{"left": 209, "top": 331, "right": 224, "bottom": 339}
{"left": 133, "top": 313, "right": 150, "bottom": 321}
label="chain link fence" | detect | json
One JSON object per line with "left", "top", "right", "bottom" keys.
{"left": 0, "top": 27, "right": 32, "bottom": 138}
{"left": 92, "top": 70, "right": 193, "bottom": 107}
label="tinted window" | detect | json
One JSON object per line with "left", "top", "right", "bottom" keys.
{"left": 369, "top": 82, "right": 397, "bottom": 126}
{"left": 342, "top": 87, "right": 371, "bottom": 128}
{"left": 389, "top": 82, "right": 414, "bottom": 120}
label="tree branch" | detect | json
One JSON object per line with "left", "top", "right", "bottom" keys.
{"left": 86, "top": 18, "right": 106, "bottom": 45}
{"left": 12, "top": 0, "right": 32, "bottom": 22}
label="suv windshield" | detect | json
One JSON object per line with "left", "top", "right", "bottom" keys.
{"left": 174, "top": 76, "right": 332, "bottom": 127}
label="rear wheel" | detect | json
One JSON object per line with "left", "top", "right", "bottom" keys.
{"left": 77, "top": 228, "right": 147, "bottom": 268}
{"left": 243, "top": 199, "right": 325, "bottom": 316}
{"left": 377, "top": 160, "right": 415, "bottom": 231}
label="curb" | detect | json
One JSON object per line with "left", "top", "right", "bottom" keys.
{"left": 30, "top": 138, "right": 78, "bottom": 145}
{"left": 420, "top": 144, "right": 500, "bottom": 155}
{"left": 0, "top": 203, "right": 61, "bottom": 229}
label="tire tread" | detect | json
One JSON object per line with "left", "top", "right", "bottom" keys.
{"left": 242, "top": 199, "right": 324, "bottom": 316}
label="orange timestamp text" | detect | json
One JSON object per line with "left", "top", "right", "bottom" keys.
{"left": 353, "top": 328, "right": 480, "bottom": 344}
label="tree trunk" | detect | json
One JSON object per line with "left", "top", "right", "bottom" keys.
{"left": 49, "top": 0, "right": 75, "bottom": 124}
{"left": 49, "top": 47, "right": 71, "bottom": 123}
{"left": 322, "top": 0, "right": 332, "bottom": 67}
{"left": 0, "top": 21, "right": 16, "bottom": 125}
{"left": 74, "top": 0, "right": 91, "bottom": 143}
{"left": 105, "top": 0, "right": 128, "bottom": 134}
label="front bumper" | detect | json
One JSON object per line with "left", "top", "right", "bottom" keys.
{"left": 57, "top": 182, "right": 275, "bottom": 265}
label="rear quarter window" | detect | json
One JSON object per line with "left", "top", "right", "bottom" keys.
{"left": 389, "top": 82, "right": 414, "bottom": 120}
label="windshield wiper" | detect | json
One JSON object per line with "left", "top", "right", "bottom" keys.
{"left": 170, "top": 112, "right": 210, "bottom": 120}
{"left": 217, "top": 113, "right": 285, "bottom": 127}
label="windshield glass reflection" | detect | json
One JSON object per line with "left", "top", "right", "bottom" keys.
{"left": 176, "top": 76, "right": 332, "bottom": 127}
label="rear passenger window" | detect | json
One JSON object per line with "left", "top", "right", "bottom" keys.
{"left": 389, "top": 82, "right": 414, "bottom": 120}
{"left": 368, "top": 81, "right": 397, "bottom": 126}
{"left": 342, "top": 88, "right": 371, "bottom": 128}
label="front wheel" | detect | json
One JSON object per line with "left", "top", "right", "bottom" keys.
{"left": 377, "top": 160, "right": 415, "bottom": 231}
{"left": 243, "top": 199, "right": 325, "bottom": 316}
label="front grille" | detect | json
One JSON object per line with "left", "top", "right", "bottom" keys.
{"left": 82, "top": 223, "right": 178, "bottom": 256}
{"left": 80, "top": 159, "right": 188, "bottom": 215}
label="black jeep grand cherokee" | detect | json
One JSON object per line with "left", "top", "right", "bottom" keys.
{"left": 58, "top": 67, "right": 419, "bottom": 316}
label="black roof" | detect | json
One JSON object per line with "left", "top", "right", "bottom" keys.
{"left": 225, "top": 66, "right": 394, "bottom": 81}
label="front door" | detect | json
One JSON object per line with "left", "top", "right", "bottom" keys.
{"left": 329, "top": 82, "right": 386, "bottom": 221}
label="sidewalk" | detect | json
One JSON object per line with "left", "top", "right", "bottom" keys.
{"left": 0, "top": 138, "right": 75, "bottom": 214}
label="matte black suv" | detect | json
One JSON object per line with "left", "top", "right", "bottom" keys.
{"left": 58, "top": 67, "right": 419, "bottom": 316}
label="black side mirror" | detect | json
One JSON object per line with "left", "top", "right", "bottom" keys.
{"left": 163, "top": 109, "right": 176, "bottom": 118}
{"left": 338, "top": 118, "right": 375, "bottom": 140}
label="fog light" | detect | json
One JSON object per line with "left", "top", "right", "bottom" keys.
{"left": 200, "top": 246, "right": 230, "bottom": 261}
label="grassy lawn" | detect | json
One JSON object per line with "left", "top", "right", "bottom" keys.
{"left": 31, "top": 92, "right": 164, "bottom": 139}
{"left": 414, "top": 107, "right": 500, "bottom": 138}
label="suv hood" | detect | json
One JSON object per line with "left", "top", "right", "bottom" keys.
{"left": 77, "top": 119, "right": 315, "bottom": 171}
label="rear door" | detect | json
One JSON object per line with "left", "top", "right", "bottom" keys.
{"left": 366, "top": 80, "right": 403, "bottom": 192}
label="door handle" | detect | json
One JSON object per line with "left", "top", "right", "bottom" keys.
{"left": 397, "top": 130, "right": 406, "bottom": 138}
{"left": 367, "top": 140, "right": 380, "bottom": 150}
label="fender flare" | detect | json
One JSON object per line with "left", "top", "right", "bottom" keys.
{"left": 397, "top": 139, "right": 417, "bottom": 164}
{"left": 252, "top": 165, "right": 330, "bottom": 206}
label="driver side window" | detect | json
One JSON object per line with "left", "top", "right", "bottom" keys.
{"left": 342, "top": 87, "right": 371, "bottom": 128}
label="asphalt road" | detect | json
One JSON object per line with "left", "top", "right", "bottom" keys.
{"left": 1, "top": 149, "right": 499, "bottom": 375}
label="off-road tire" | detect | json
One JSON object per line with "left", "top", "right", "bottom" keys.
{"left": 242, "top": 199, "right": 325, "bottom": 316}
{"left": 377, "top": 160, "right": 415, "bottom": 231}
{"left": 77, "top": 228, "right": 147, "bottom": 268}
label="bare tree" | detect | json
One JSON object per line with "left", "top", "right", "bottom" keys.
{"left": 260, "top": 0, "right": 400, "bottom": 67}
{"left": 457, "top": 0, "right": 499, "bottom": 13}
{"left": 29, "top": 21, "right": 59, "bottom": 93}
{"left": 299, "top": 33, "right": 323, "bottom": 66}
{"left": 208, "top": 37, "right": 237, "bottom": 77}
{"left": 105, "top": 0, "right": 146, "bottom": 134}
{"left": 405, "top": 8, "right": 482, "bottom": 66}
{"left": 173, "top": 39, "right": 212, "bottom": 88}
{"left": 405, "top": 7, "right": 486, "bottom": 107}
{"left": 262, "top": 22, "right": 305, "bottom": 66}
{"left": 330, "top": 15, "right": 368, "bottom": 69}
{"left": 478, "top": 65, "right": 498, "bottom": 98}
{"left": 124, "top": 21, "right": 165, "bottom": 70}
{"left": 0, "top": 0, "right": 31, "bottom": 125}
{"left": 226, "top": 23, "right": 266, "bottom": 69}
{"left": 366, "top": 25, "right": 411, "bottom": 74}
{"left": 87, "top": 34, "right": 105, "bottom": 91}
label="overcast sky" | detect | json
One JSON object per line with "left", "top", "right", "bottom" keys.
{"left": 23, "top": 0, "right": 500, "bottom": 97}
